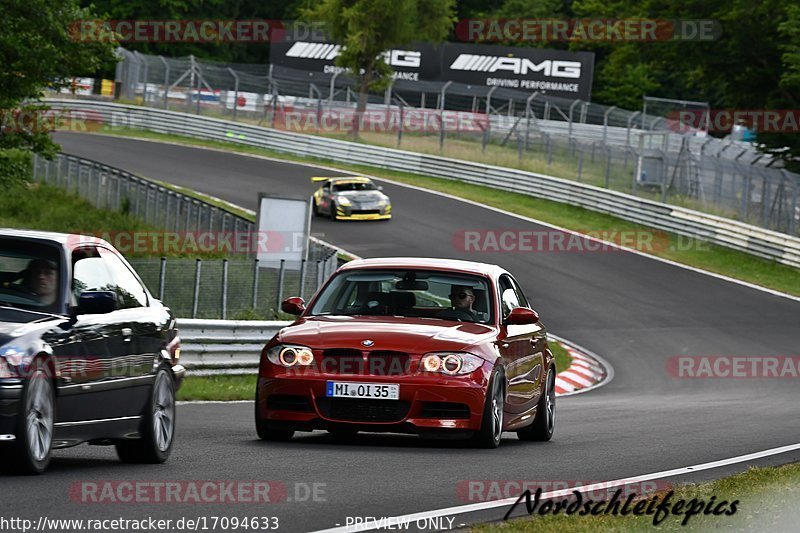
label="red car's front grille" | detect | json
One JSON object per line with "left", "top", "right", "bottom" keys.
{"left": 319, "top": 349, "right": 411, "bottom": 376}
{"left": 316, "top": 398, "right": 411, "bottom": 422}
{"left": 367, "top": 351, "right": 410, "bottom": 376}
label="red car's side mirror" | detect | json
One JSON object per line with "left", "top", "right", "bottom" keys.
{"left": 281, "top": 297, "right": 306, "bottom": 316}
{"left": 506, "top": 307, "right": 539, "bottom": 325}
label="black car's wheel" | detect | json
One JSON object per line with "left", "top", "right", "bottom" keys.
{"left": 471, "top": 366, "right": 505, "bottom": 449}
{"left": 10, "top": 359, "right": 54, "bottom": 475}
{"left": 517, "top": 365, "right": 556, "bottom": 442}
{"left": 254, "top": 401, "right": 294, "bottom": 441}
{"left": 116, "top": 367, "right": 175, "bottom": 463}
{"left": 312, "top": 200, "right": 322, "bottom": 217}
{"left": 330, "top": 202, "right": 340, "bottom": 221}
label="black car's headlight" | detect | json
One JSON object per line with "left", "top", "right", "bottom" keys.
{"left": 266, "top": 344, "right": 314, "bottom": 367}
{"left": 419, "top": 352, "right": 484, "bottom": 375}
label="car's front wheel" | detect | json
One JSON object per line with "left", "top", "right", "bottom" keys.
{"left": 11, "top": 359, "right": 54, "bottom": 474}
{"left": 471, "top": 366, "right": 505, "bottom": 448}
{"left": 116, "top": 367, "right": 176, "bottom": 463}
{"left": 517, "top": 365, "right": 556, "bottom": 442}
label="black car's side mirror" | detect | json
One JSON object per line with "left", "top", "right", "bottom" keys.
{"left": 78, "top": 290, "right": 118, "bottom": 315}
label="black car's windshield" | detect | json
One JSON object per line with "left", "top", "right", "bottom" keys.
{"left": 0, "top": 238, "right": 63, "bottom": 314}
{"left": 308, "top": 269, "right": 492, "bottom": 323}
{"left": 332, "top": 181, "right": 378, "bottom": 192}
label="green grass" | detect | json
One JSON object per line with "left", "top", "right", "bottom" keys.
{"left": 550, "top": 341, "right": 572, "bottom": 375}
{"left": 177, "top": 373, "right": 257, "bottom": 401}
{"left": 473, "top": 462, "right": 800, "bottom": 532}
{"left": 144, "top": 176, "right": 256, "bottom": 221}
{"left": 1, "top": 181, "right": 239, "bottom": 260}
{"left": 90, "top": 127, "right": 800, "bottom": 297}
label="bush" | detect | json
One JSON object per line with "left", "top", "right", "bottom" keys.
{"left": 0, "top": 149, "right": 32, "bottom": 188}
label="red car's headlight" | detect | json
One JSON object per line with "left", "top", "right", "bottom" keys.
{"left": 266, "top": 344, "right": 314, "bottom": 367}
{"left": 420, "top": 352, "right": 484, "bottom": 375}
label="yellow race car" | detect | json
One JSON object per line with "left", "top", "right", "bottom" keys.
{"left": 311, "top": 176, "right": 392, "bottom": 221}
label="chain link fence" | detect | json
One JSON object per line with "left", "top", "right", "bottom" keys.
{"left": 31, "top": 153, "right": 341, "bottom": 319}
{"left": 105, "top": 48, "right": 799, "bottom": 237}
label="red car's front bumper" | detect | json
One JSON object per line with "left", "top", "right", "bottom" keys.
{"left": 256, "top": 363, "right": 492, "bottom": 435}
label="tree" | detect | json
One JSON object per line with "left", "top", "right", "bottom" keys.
{"left": 301, "top": 0, "right": 456, "bottom": 136}
{"left": 1, "top": 0, "right": 116, "bottom": 184}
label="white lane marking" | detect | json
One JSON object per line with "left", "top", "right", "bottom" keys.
{"left": 569, "top": 365, "right": 602, "bottom": 380}
{"left": 548, "top": 334, "right": 614, "bottom": 397}
{"left": 310, "top": 441, "right": 800, "bottom": 533}
{"left": 75, "top": 132, "right": 800, "bottom": 304}
{"left": 556, "top": 371, "right": 593, "bottom": 387}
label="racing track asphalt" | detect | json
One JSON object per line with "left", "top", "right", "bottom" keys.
{"left": 3, "top": 131, "right": 796, "bottom": 532}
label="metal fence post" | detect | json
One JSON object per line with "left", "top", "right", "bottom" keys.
{"left": 524, "top": 92, "right": 538, "bottom": 150}
{"left": 228, "top": 67, "right": 240, "bottom": 121}
{"left": 191, "top": 259, "right": 202, "bottom": 318}
{"left": 221, "top": 259, "right": 228, "bottom": 319}
{"left": 298, "top": 259, "right": 307, "bottom": 299}
{"left": 158, "top": 257, "right": 166, "bottom": 300}
{"left": 626, "top": 112, "right": 641, "bottom": 148}
{"left": 568, "top": 99, "right": 581, "bottom": 140}
{"left": 159, "top": 56, "right": 170, "bottom": 108}
{"left": 276, "top": 259, "right": 286, "bottom": 309}
{"left": 252, "top": 259, "right": 260, "bottom": 310}
{"left": 603, "top": 106, "right": 616, "bottom": 145}
{"left": 483, "top": 87, "right": 497, "bottom": 152}
{"left": 439, "top": 81, "right": 452, "bottom": 150}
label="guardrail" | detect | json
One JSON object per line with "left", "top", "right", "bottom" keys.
{"left": 178, "top": 318, "right": 285, "bottom": 369}
{"left": 46, "top": 99, "right": 800, "bottom": 268}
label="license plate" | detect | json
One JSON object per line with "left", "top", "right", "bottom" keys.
{"left": 326, "top": 381, "right": 399, "bottom": 400}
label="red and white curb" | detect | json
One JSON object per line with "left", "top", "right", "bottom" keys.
{"left": 550, "top": 334, "right": 613, "bottom": 397}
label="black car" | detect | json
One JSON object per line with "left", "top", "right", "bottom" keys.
{"left": 0, "top": 229, "right": 184, "bottom": 474}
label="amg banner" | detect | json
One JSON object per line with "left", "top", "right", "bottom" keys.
{"left": 270, "top": 40, "right": 595, "bottom": 100}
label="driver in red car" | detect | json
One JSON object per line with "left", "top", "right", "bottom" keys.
{"left": 447, "top": 284, "right": 478, "bottom": 321}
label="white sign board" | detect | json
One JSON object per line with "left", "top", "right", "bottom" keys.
{"left": 256, "top": 194, "right": 311, "bottom": 269}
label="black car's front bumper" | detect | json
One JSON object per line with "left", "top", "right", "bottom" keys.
{"left": 0, "top": 379, "right": 23, "bottom": 439}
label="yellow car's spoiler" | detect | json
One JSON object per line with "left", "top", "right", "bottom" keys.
{"left": 311, "top": 175, "right": 368, "bottom": 183}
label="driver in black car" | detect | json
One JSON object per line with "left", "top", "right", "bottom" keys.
{"left": 437, "top": 284, "right": 478, "bottom": 322}
{"left": 24, "top": 259, "right": 60, "bottom": 312}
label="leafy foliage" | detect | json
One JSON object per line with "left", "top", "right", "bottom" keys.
{"left": 1, "top": 0, "right": 116, "bottom": 174}
{"left": 300, "top": 0, "right": 456, "bottom": 135}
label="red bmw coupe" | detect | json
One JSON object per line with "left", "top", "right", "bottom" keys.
{"left": 255, "top": 258, "right": 555, "bottom": 447}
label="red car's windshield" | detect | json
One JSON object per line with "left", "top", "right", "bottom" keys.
{"left": 308, "top": 269, "right": 493, "bottom": 323}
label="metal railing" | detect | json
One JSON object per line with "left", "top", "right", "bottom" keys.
{"left": 31, "top": 152, "right": 342, "bottom": 318}
{"left": 67, "top": 48, "right": 800, "bottom": 238}
{"left": 44, "top": 100, "right": 800, "bottom": 268}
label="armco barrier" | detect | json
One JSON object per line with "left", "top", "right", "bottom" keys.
{"left": 178, "top": 319, "right": 286, "bottom": 368}
{"left": 46, "top": 99, "right": 800, "bottom": 268}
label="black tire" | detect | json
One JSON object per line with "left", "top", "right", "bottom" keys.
{"left": 471, "top": 366, "right": 505, "bottom": 449}
{"left": 116, "top": 367, "right": 176, "bottom": 463}
{"left": 312, "top": 200, "right": 321, "bottom": 217}
{"left": 10, "top": 359, "right": 54, "bottom": 475}
{"left": 330, "top": 202, "right": 340, "bottom": 221}
{"left": 517, "top": 365, "right": 556, "bottom": 442}
{"left": 254, "top": 400, "right": 294, "bottom": 441}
